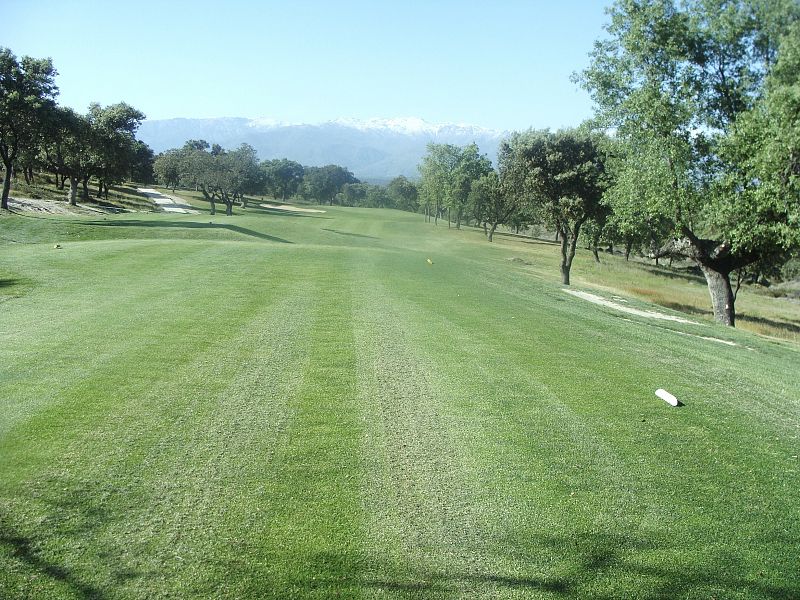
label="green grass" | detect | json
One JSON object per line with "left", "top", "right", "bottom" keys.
{"left": 1, "top": 205, "right": 798, "bottom": 598}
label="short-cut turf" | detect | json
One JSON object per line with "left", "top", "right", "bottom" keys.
{"left": 1, "top": 205, "right": 798, "bottom": 598}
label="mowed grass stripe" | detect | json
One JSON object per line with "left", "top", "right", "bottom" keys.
{"left": 353, "top": 275, "right": 490, "bottom": 597}
{"left": 364, "top": 247, "right": 799, "bottom": 597}
{"left": 358, "top": 262, "right": 646, "bottom": 597}
{"left": 0, "top": 245, "right": 365, "bottom": 597}
{"left": 0, "top": 240, "right": 258, "bottom": 436}
{"left": 1, "top": 207, "right": 798, "bottom": 598}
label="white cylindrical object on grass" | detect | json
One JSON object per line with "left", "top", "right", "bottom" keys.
{"left": 656, "top": 388, "right": 680, "bottom": 407}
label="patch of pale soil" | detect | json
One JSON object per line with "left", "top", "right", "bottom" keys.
{"left": 565, "top": 288, "right": 699, "bottom": 324}
{"left": 260, "top": 203, "right": 326, "bottom": 213}
{"left": 9, "top": 196, "right": 88, "bottom": 215}
{"left": 137, "top": 188, "right": 199, "bottom": 214}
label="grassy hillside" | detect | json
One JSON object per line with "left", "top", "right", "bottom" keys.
{"left": 1, "top": 204, "right": 798, "bottom": 598}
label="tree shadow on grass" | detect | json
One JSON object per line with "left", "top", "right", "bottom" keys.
{"left": 322, "top": 228, "right": 379, "bottom": 239}
{"left": 86, "top": 219, "right": 292, "bottom": 243}
{"left": 636, "top": 263, "right": 707, "bottom": 284}
{"left": 0, "top": 477, "right": 150, "bottom": 598}
{"left": 515, "top": 236, "right": 560, "bottom": 247}
{"left": 652, "top": 299, "right": 800, "bottom": 333}
{"left": 0, "top": 520, "right": 105, "bottom": 599}
{"left": 234, "top": 531, "right": 798, "bottom": 599}
{"left": 738, "top": 312, "right": 800, "bottom": 333}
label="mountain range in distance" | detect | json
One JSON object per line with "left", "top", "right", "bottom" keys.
{"left": 136, "top": 117, "right": 508, "bottom": 182}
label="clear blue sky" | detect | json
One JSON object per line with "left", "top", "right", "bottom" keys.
{"left": 4, "top": 0, "right": 609, "bottom": 132}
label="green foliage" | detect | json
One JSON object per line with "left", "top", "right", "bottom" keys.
{"left": 0, "top": 47, "right": 58, "bottom": 207}
{"left": 261, "top": 158, "right": 304, "bottom": 200}
{"left": 716, "top": 20, "right": 800, "bottom": 254}
{"left": 386, "top": 176, "right": 418, "bottom": 212}
{"left": 86, "top": 102, "right": 147, "bottom": 195}
{"left": 38, "top": 107, "right": 94, "bottom": 204}
{"left": 153, "top": 149, "right": 182, "bottom": 190}
{"left": 502, "top": 128, "right": 609, "bottom": 283}
{"left": 577, "top": 0, "right": 800, "bottom": 324}
{"left": 468, "top": 170, "right": 522, "bottom": 241}
{"left": 300, "top": 164, "right": 358, "bottom": 205}
{"left": 418, "top": 142, "right": 491, "bottom": 226}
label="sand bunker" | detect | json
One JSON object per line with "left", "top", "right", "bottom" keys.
{"left": 261, "top": 203, "right": 326, "bottom": 213}
{"left": 564, "top": 289, "right": 698, "bottom": 324}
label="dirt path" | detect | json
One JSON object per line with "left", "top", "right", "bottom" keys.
{"left": 137, "top": 188, "right": 199, "bottom": 214}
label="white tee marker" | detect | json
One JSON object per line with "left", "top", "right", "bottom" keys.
{"left": 656, "top": 388, "right": 681, "bottom": 407}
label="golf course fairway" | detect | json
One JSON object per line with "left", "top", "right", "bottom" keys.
{"left": 1, "top": 205, "right": 798, "bottom": 598}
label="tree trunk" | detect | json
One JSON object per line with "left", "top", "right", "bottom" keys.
{"left": 59, "top": 174, "right": 66, "bottom": 190}
{"left": 81, "top": 176, "right": 90, "bottom": 200}
{"left": 104, "top": 183, "right": 109, "bottom": 200}
{"left": 67, "top": 176, "right": 78, "bottom": 206}
{"left": 699, "top": 264, "right": 735, "bottom": 326}
{"left": 559, "top": 224, "right": 582, "bottom": 286}
{"left": 488, "top": 222, "right": 498, "bottom": 242}
{"left": 483, "top": 222, "right": 488, "bottom": 237}
{"left": 624, "top": 240, "right": 632, "bottom": 261}
{"left": 657, "top": 234, "right": 744, "bottom": 327}
{"left": 592, "top": 246, "right": 600, "bottom": 263}
{"left": 456, "top": 209, "right": 462, "bottom": 229}
{"left": 560, "top": 232, "right": 572, "bottom": 285}
{"left": 1, "top": 161, "right": 12, "bottom": 209}
{"left": 97, "top": 181, "right": 103, "bottom": 198}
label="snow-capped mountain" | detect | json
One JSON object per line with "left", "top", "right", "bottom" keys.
{"left": 137, "top": 117, "right": 507, "bottom": 181}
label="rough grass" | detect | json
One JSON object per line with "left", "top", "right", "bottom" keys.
{"left": 1, "top": 206, "right": 798, "bottom": 598}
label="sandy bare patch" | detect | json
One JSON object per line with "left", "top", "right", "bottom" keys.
{"left": 616, "top": 316, "right": 740, "bottom": 347}
{"left": 260, "top": 203, "right": 326, "bottom": 213}
{"left": 137, "top": 188, "right": 199, "bottom": 214}
{"left": 565, "top": 288, "right": 699, "bottom": 324}
{"left": 8, "top": 197, "right": 84, "bottom": 214}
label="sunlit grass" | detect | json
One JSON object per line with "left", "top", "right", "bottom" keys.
{"left": 1, "top": 207, "right": 798, "bottom": 598}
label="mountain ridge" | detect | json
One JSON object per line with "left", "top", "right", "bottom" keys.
{"left": 137, "top": 117, "right": 508, "bottom": 181}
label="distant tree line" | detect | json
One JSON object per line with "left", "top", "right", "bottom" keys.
{"left": 153, "top": 142, "right": 420, "bottom": 215}
{"left": 0, "top": 47, "right": 154, "bottom": 209}
{"left": 418, "top": 0, "right": 800, "bottom": 327}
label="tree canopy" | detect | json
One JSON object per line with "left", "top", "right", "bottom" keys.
{"left": 0, "top": 47, "right": 58, "bottom": 208}
{"left": 577, "top": 0, "right": 800, "bottom": 325}
{"left": 502, "top": 128, "right": 609, "bottom": 284}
